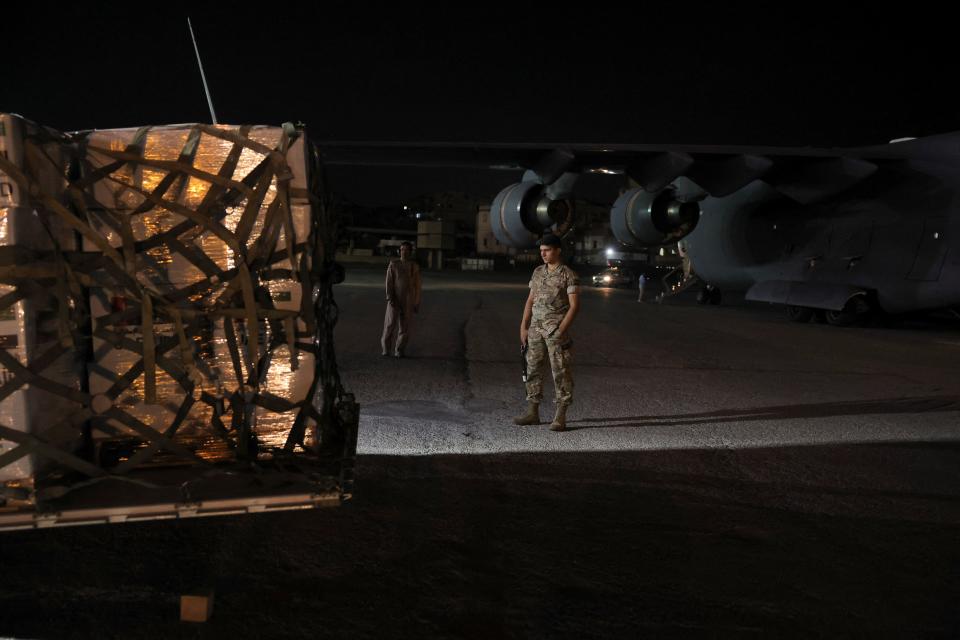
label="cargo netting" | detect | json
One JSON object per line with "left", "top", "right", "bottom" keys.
{"left": 0, "top": 116, "right": 356, "bottom": 520}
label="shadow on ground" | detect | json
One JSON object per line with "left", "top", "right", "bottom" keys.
{"left": 2, "top": 442, "right": 959, "bottom": 638}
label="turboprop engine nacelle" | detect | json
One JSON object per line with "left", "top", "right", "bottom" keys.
{"left": 610, "top": 186, "right": 701, "bottom": 247}
{"left": 489, "top": 179, "right": 575, "bottom": 249}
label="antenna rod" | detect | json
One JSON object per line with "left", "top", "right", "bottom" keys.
{"left": 188, "top": 17, "right": 218, "bottom": 125}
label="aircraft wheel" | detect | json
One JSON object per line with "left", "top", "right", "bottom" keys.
{"left": 708, "top": 288, "right": 722, "bottom": 305}
{"left": 696, "top": 288, "right": 710, "bottom": 305}
{"left": 824, "top": 296, "right": 870, "bottom": 327}
{"left": 786, "top": 305, "right": 815, "bottom": 323}
{"left": 824, "top": 308, "right": 858, "bottom": 327}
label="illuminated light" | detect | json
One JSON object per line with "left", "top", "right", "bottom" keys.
{"left": 934, "top": 232, "right": 940, "bottom": 239}
{"left": 603, "top": 275, "right": 612, "bottom": 283}
{"left": 606, "top": 248, "right": 615, "bottom": 257}
{"left": 403, "top": 205, "right": 409, "bottom": 210}
{"left": 660, "top": 248, "right": 665, "bottom": 256}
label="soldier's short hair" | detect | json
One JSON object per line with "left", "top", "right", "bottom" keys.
{"left": 539, "top": 234, "right": 562, "bottom": 247}
{"left": 400, "top": 241, "right": 414, "bottom": 249}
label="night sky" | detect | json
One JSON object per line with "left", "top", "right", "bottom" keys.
{"left": 4, "top": 4, "right": 957, "bottom": 203}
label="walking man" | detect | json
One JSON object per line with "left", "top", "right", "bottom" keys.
{"left": 514, "top": 234, "right": 580, "bottom": 431}
{"left": 381, "top": 241, "right": 422, "bottom": 358}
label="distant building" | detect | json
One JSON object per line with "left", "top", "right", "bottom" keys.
{"left": 419, "top": 192, "right": 485, "bottom": 230}
{"left": 573, "top": 222, "right": 615, "bottom": 265}
{"left": 476, "top": 205, "right": 518, "bottom": 256}
{"left": 342, "top": 226, "right": 416, "bottom": 258}
{"left": 417, "top": 220, "right": 456, "bottom": 269}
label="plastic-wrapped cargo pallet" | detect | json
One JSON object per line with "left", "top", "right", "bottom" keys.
{"left": 80, "top": 124, "right": 317, "bottom": 459}
{"left": 0, "top": 114, "right": 85, "bottom": 492}
{"left": 0, "top": 114, "right": 357, "bottom": 530}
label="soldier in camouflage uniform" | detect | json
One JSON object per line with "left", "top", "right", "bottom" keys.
{"left": 514, "top": 234, "right": 581, "bottom": 431}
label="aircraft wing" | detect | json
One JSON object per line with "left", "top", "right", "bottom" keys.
{"left": 318, "top": 133, "right": 959, "bottom": 204}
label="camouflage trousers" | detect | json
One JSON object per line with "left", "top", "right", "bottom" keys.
{"left": 525, "top": 330, "right": 573, "bottom": 406}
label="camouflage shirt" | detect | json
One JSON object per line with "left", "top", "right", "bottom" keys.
{"left": 529, "top": 264, "right": 580, "bottom": 335}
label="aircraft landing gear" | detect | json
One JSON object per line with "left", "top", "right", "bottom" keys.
{"left": 823, "top": 295, "right": 872, "bottom": 327}
{"left": 786, "top": 305, "right": 815, "bottom": 323}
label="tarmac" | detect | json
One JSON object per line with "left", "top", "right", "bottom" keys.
{"left": 1, "top": 265, "right": 958, "bottom": 638}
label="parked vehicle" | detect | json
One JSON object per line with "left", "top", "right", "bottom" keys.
{"left": 592, "top": 267, "right": 635, "bottom": 288}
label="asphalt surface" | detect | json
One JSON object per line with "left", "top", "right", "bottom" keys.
{"left": 1, "top": 265, "right": 959, "bottom": 638}
{"left": 340, "top": 266, "right": 960, "bottom": 456}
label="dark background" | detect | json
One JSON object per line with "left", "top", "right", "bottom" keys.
{"left": 4, "top": 3, "right": 956, "bottom": 203}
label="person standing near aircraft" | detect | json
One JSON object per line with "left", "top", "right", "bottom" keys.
{"left": 514, "top": 234, "right": 580, "bottom": 431}
{"left": 381, "top": 241, "right": 422, "bottom": 358}
{"left": 637, "top": 272, "right": 647, "bottom": 302}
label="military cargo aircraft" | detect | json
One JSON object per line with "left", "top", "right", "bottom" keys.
{"left": 320, "top": 134, "right": 959, "bottom": 326}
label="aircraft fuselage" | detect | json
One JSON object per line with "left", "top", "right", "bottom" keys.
{"left": 685, "top": 160, "right": 960, "bottom": 314}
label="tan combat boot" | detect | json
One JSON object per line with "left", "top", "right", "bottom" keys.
{"left": 550, "top": 405, "right": 567, "bottom": 432}
{"left": 513, "top": 402, "right": 540, "bottom": 426}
